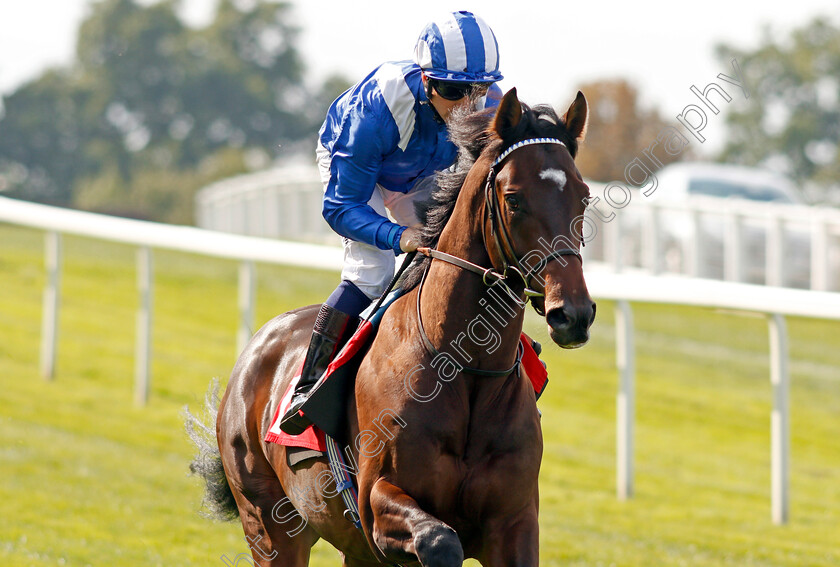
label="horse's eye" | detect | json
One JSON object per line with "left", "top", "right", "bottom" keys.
{"left": 504, "top": 195, "right": 520, "bottom": 211}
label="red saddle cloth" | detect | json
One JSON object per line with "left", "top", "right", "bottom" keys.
{"left": 264, "top": 323, "right": 548, "bottom": 449}
{"left": 264, "top": 320, "right": 375, "bottom": 450}
{"left": 520, "top": 332, "right": 549, "bottom": 397}
{"left": 263, "top": 367, "right": 327, "bottom": 450}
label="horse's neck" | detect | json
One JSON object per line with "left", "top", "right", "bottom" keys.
{"left": 418, "top": 181, "right": 525, "bottom": 371}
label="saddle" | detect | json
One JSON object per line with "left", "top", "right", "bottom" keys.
{"left": 264, "top": 291, "right": 400, "bottom": 450}
{"left": 265, "top": 289, "right": 548, "bottom": 450}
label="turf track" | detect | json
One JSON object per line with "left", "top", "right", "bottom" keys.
{"left": 1, "top": 224, "right": 838, "bottom": 566}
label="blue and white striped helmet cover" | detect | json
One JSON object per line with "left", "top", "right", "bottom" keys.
{"left": 413, "top": 11, "right": 503, "bottom": 83}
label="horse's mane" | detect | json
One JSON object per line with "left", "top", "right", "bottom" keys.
{"left": 398, "top": 101, "right": 579, "bottom": 292}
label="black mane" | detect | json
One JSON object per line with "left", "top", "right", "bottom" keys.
{"left": 398, "top": 101, "right": 579, "bottom": 292}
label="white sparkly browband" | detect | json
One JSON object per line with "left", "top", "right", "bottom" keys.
{"left": 491, "top": 138, "right": 567, "bottom": 168}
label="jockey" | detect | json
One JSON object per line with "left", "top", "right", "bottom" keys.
{"left": 280, "top": 11, "right": 504, "bottom": 435}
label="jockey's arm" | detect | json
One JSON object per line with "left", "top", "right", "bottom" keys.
{"left": 321, "top": 83, "right": 502, "bottom": 253}
{"left": 322, "top": 97, "right": 406, "bottom": 254}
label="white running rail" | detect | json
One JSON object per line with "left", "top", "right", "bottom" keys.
{"left": 194, "top": 168, "right": 840, "bottom": 292}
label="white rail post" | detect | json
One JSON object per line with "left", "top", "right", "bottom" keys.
{"left": 725, "top": 212, "right": 744, "bottom": 283}
{"left": 267, "top": 188, "right": 282, "bottom": 238}
{"left": 616, "top": 300, "right": 636, "bottom": 500}
{"left": 689, "top": 209, "right": 703, "bottom": 278}
{"left": 288, "top": 191, "right": 303, "bottom": 236}
{"left": 135, "top": 247, "right": 153, "bottom": 406}
{"left": 768, "top": 313, "right": 790, "bottom": 525}
{"left": 810, "top": 215, "right": 828, "bottom": 291}
{"left": 223, "top": 193, "right": 236, "bottom": 233}
{"left": 238, "top": 261, "right": 256, "bottom": 355}
{"left": 613, "top": 211, "right": 625, "bottom": 273}
{"left": 766, "top": 216, "right": 784, "bottom": 287}
{"left": 236, "top": 197, "right": 247, "bottom": 235}
{"left": 40, "top": 231, "right": 62, "bottom": 380}
{"left": 648, "top": 205, "right": 662, "bottom": 275}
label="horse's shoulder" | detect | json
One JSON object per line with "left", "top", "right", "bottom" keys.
{"left": 377, "top": 288, "right": 417, "bottom": 331}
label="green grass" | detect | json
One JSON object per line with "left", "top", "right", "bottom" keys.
{"left": 1, "top": 223, "right": 838, "bottom": 566}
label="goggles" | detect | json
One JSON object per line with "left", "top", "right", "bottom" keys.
{"left": 429, "top": 78, "right": 491, "bottom": 101}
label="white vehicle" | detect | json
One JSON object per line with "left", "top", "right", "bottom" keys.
{"left": 648, "top": 162, "right": 803, "bottom": 205}
{"left": 588, "top": 162, "right": 815, "bottom": 287}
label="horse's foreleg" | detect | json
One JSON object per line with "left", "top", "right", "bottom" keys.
{"left": 478, "top": 503, "right": 539, "bottom": 567}
{"left": 367, "top": 478, "right": 463, "bottom": 567}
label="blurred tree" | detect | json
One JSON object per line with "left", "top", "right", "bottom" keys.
{"left": 573, "top": 79, "right": 686, "bottom": 182}
{"left": 717, "top": 17, "right": 840, "bottom": 203}
{"left": 309, "top": 73, "right": 353, "bottom": 131}
{"left": 0, "top": 71, "right": 94, "bottom": 204}
{"left": 0, "top": 0, "right": 346, "bottom": 221}
{"left": 172, "top": 0, "right": 311, "bottom": 165}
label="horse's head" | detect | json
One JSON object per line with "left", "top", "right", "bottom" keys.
{"left": 483, "top": 88, "right": 596, "bottom": 348}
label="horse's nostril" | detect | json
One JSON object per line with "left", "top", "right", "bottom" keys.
{"left": 590, "top": 302, "right": 597, "bottom": 325}
{"left": 546, "top": 307, "right": 570, "bottom": 330}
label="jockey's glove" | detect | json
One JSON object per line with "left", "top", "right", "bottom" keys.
{"left": 399, "top": 226, "right": 422, "bottom": 253}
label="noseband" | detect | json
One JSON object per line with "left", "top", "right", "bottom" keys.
{"left": 418, "top": 137, "right": 583, "bottom": 309}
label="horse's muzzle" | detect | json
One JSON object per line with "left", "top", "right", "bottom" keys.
{"left": 546, "top": 301, "right": 596, "bottom": 348}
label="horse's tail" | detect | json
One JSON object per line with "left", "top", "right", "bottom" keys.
{"left": 184, "top": 378, "right": 239, "bottom": 521}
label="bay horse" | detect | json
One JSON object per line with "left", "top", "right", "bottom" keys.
{"left": 188, "top": 88, "right": 595, "bottom": 566}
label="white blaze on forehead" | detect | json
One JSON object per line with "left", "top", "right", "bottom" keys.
{"left": 540, "top": 168, "right": 567, "bottom": 191}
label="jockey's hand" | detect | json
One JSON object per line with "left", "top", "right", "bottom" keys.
{"left": 399, "top": 226, "right": 422, "bottom": 253}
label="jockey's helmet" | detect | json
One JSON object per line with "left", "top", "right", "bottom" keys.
{"left": 413, "top": 11, "right": 503, "bottom": 84}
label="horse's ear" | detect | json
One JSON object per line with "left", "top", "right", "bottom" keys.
{"left": 492, "top": 88, "right": 522, "bottom": 141}
{"left": 563, "top": 91, "right": 588, "bottom": 142}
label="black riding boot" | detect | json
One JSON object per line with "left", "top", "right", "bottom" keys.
{"left": 279, "top": 304, "right": 354, "bottom": 435}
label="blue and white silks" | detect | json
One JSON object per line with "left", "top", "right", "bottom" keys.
{"left": 318, "top": 61, "right": 501, "bottom": 253}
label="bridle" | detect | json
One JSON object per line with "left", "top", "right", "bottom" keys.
{"left": 418, "top": 137, "right": 583, "bottom": 309}
{"left": 484, "top": 138, "right": 583, "bottom": 300}
{"left": 414, "top": 137, "right": 583, "bottom": 376}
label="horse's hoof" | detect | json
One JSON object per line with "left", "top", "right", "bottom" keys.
{"left": 413, "top": 523, "right": 463, "bottom": 567}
